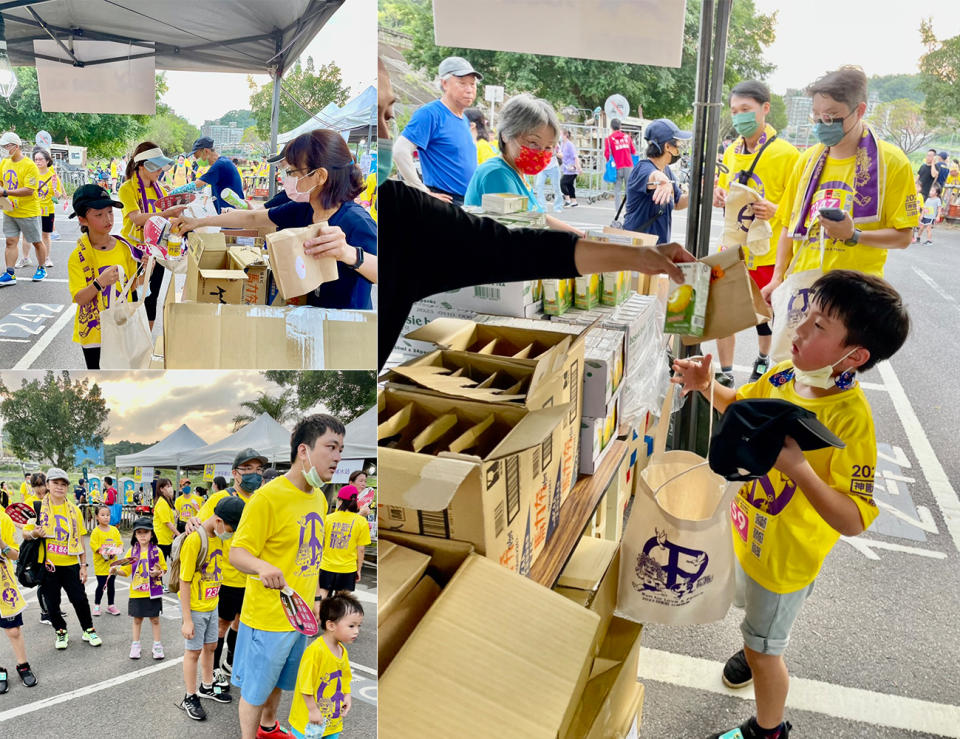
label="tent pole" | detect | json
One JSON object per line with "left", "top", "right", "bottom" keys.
{"left": 268, "top": 32, "right": 284, "bottom": 199}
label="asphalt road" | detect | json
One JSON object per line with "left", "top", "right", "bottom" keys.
{"left": 0, "top": 535, "right": 378, "bottom": 739}
{"left": 553, "top": 198, "right": 960, "bottom": 738}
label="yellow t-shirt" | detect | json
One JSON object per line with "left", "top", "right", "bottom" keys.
{"left": 175, "top": 494, "right": 204, "bottom": 523}
{"left": 90, "top": 524, "right": 124, "bottom": 576}
{"left": 153, "top": 496, "right": 176, "bottom": 545}
{"left": 19, "top": 482, "right": 28, "bottom": 502}
{"left": 118, "top": 174, "right": 166, "bottom": 243}
{"left": 36, "top": 169, "right": 60, "bottom": 217}
{"left": 288, "top": 637, "right": 352, "bottom": 737}
{"left": 179, "top": 530, "right": 225, "bottom": 614}
{"left": 946, "top": 172, "right": 960, "bottom": 187}
{"left": 171, "top": 163, "right": 189, "bottom": 189}
{"left": 1, "top": 156, "right": 41, "bottom": 217}
{"left": 477, "top": 138, "right": 498, "bottom": 165}
{"left": 731, "top": 362, "right": 880, "bottom": 593}
{"left": 777, "top": 138, "right": 919, "bottom": 277}
{"left": 197, "top": 488, "right": 251, "bottom": 588}
{"left": 195, "top": 162, "right": 210, "bottom": 180}
{"left": 23, "top": 499, "right": 87, "bottom": 566}
{"left": 718, "top": 126, "right": 800, "bottom": 269}
{"left": 117, "top": 545, "right": 167, "bottom": 598}
{"left": 23, "top": 493, "right": 41, "bottom": 511}
{"left": 320, "top": 511, "right": 371, "bottom": 574}
{"left": 110, "top": 160, "right": 118, "bottom": 178}
{"left": 0, "top": 511, "right": 25, "bottom": 618}
{"left": 233, "top": 476, "right": 326, "bottom": 632}
{"left": 361, "top": 173, "right": 377, "bottom": 222}
{"left": 68, "top": 233, "right": 140, "bottom": 347}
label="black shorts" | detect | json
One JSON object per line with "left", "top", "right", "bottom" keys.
{"left": 0, "top": 613, "right": 23, "bottom": 629}
{"left": 41, "top": 214, "right": 54, "bottom": 233}
{"left": 217, "top": 584, "right": 245, "bottom": 622}
{"left": 317, "top": 569, "right": 357, "bottom": 593}
{"left": 158, "top": 543, "right": 172, "bottom": 559}
{"left": 176, "top": 521, "right": 186, "bottom": 534}
{"left": 128, "top": 596, "right": 162, "bottom": 619}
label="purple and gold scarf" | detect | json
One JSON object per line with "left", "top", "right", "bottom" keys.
{"left": 788, "top": 124, "right": 886, "bottom": 240}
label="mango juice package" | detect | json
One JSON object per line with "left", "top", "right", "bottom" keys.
{"left": 542, "top": 278, "right": 572, "bottom": 315}
{"left": 574, "top": 274, "right": 600, "bottom": 310}
{"left": 664, "top": 262, "right": 710, "bottom": 336}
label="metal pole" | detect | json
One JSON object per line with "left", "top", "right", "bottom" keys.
{"left": 268, "top": 32, "right": 284, "bottom": 199}
{"left": 684, "top": 0, "right": 715, "bottom": 260}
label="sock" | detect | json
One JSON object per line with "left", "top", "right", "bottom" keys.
{"left": 5, "top": 268, "right": 12, "bottom": 276}
{"left": 749, "top": 717, "right": 784, "bottom": 738}
{"left": 721, "top": 365, "right": 733, "bottom": 375}
{"left": 261, "top": 723, "right": 278, "bottom": 732}
{"left": 213, "top": 636, "right": 225, "bottom": 668}
{"left": 131, "top": 640, "right": 140, "bottom": 645}
{"left": 758, "top": 353, "right": 768, "bottom": 360}
{"left": 201, "top": 682, "right": 212, "bottom": 690}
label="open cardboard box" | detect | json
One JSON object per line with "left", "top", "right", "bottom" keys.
{"left": 185, "top": 231, "right": 252, "bottom": 305}
{"left": 554, "top": 542, "right": 621, "bottom": 660}
{"left": 377, "top": 386, "right": 569, "bottom": 575}
{"left": 380, "top": 531, "right": 601, "bottom": 738}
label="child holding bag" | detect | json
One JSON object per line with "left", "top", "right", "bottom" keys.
{"left": 66, "top": 184, "right": 147, "bottom": 369}
{"left": 89, "top": 505, "right": 122, "bottom": 617}
{"left": 111, "top": 516, "right": 166, "bottom": 660}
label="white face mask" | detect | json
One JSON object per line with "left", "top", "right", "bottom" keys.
{"left": 793, "top": 348, "right": 857, "bottom": 389}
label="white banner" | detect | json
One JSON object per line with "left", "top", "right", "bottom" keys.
{"left": 332, "top": 459, "right": 364, "bottom": 485}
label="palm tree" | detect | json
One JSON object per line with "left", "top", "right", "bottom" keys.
{"left": 231, "top": 389, "right": 296, "bottom": 432}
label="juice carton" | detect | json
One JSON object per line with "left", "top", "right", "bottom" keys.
{"left": 574, "top": 274, "right": 600, "bottom": 310}
{"left": 663, "top": 262, "right": 710, "bottom": 336}
{"left": 542, "top": 278, "right": 572, "bottom": 316}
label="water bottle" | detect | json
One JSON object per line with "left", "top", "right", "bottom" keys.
{"left": 221, "top": 188, "right": 249, "bottom": 210}
{"left": 304, "top": 718, "right": 328, "bottom": 738}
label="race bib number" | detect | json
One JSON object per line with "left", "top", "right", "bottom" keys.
{"left": 731, "top": 500, "right": 749, "bottom": 542}
{"left": 204, "top": 585, "right": 221, "bottom": 600}
{"left": 48, "top": 542, "right": 68, "bottom": 556}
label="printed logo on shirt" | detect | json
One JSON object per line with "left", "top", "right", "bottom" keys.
{"left": 38, "top": 179, "right": 49, "bottom": 198}
{"left": 905, "top": 193, "right": 919, "bottom": 217}
{"left": 850, "top": 463, "right": 875, "bottom": 498}
{"left": 738, "top": 472, "right": 798, "bottom": 516}
{"left": 804, "top": 182, "right": 853, "bottom": 231}
{"left": 3, "top": 170, "right": 17, "bottom": 190}
{"left": 317, "top": 669, "right": 346, "bottom": 719}
{"left": 328, "top": 521, "right": 353, "bottom": 550}
{"left": 295, "top": 512, "right": 324, "bottom": 574}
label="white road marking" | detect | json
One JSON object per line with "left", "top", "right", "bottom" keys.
{"left": 13, "top": 302, "right": 75, "bottom": 369}
{"left": 841, "top": 536, "right": 947, "bottom": 561}
{"left": 636, "top": 648, "right": 960, "bottom": 737}
{"left": 913, "top": 266, "right": 960, "bottom": 315}
{"left": 0, "top": 337, "right": 29, "bottom": 343}
{"left": 0, "top": 656, "right": 186, "bottom": 721}
{"left": 874, "top": 499, "right": 939, "bottom": 533}
{"left": 878, "top": 445, "right": 911, "bottom": 468}
{"left": 352, "top": 587, "right": 377, "bottom": 605}
{"left": 351, "top": 661, "right": 377, "bottom": 677}
{"left": 878, "top": 360, "right": 960, "bottom": 555}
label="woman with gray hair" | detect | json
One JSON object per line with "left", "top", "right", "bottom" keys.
{"left": 464, "top": 93, "right": 582, "bottom": 234}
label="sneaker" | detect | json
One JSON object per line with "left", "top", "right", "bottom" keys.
{"left": 16, "top": 663, "right": 37, "bottom": 688}
{"left": 212, "top": 668, "right": 231, "bottom": 691}
{"left": 221, "top": 656, "right": 232, "bottom": 676}
{"left": 179, "top": 693, "right": 207, "bottom": 721}
{"left": 54, "top": 630, "right": 68, "bottom": 650}
{"left": 44, "top": 258, "right": 53, "bottom": 267}
{"left": 716, "top": 371, "right": 736, "bottom": 388}
{"left": 13, "top": 257, "right": 28, "bottom": 268}
{"left": 198, "top": 682, "right": 232, "bottom": 703}
{"left": 129, "top": 641, "right": 141, "bottom": 659}
{"left": 51, "top": 232, "right": 60, "bottom": 240}
{"left": 569, "top": 202, "right": 578, "bottom": 207}
{"left": 39, "top": 615, "right": 51, "bottom": 626}
{"left": 0, "top": 666, "right": 6, "bottom": 694}
{"left": 92, "top": 604, "right": 100, "bottom": 616}
{"left": 722, "top": 649, "right": 753, "bottom": 688}
{"left": 924, "top": 240, "right": 933, "bottom": 245}
{"left": 708, "top": 718, "right": 792, "bottom": 739}
{"left": 31, "top": 267, "right": 46, "bottom": 282}
{"left": 82, "top": 629, "right": 102, "bottom": 646}
{"left": 256, "top": 723, "right": 291, "bottom": 739}
{"left": 749, "top": 356, "right": 769, "bottom": 383}
{"left": 0, "top": 272, "right": 15, "bottom": 287}
{"left": 106, "top": 605, "right": 121, "bottom": 616}
{"left": 152, "top": 642, "right": 164, "bottom": 660}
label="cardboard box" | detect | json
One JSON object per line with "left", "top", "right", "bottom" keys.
{"left": 557, "top": 536, "right": 619, "bottom": 590}
{"left": 575, "top": 274, "right": 600, "bottom": 310}
{"left": 377, "top": 387, "right": 569, "bottom": 575}
{"left": 432, "top": 280, "right": 542, "bottom": 318}
{"left": 227, "top": 245, "right": 269, "bottom": 305}
{"left": 583, "top": 329, "right": 626, "bottom": 417}
{"left": 394, "top": 297, "right": 479, "bottom": 357}
{"left": 163, "top": 302, "right": 376, "bottom": 369}
{"left": 481, "top": 192, "right": 528, "bottom": 214}
{"left": 378, "top": 540, "right": 432, "bottom": 626}
{"left": 380, "top": 552, "right": 601, "bottom": 738}
{"left": 580, "top": 385, "right": 622, "bottom": 475}
{"left": 185, "top": 232, "right": 251, "bottom": 304}
{"left": 554, "top": 542, "right": 621, "bottom": 660}
{"left": 604, "top": 452, "right": 632, "bottom": 541}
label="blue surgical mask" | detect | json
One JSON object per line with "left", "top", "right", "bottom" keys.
{"left": 813, "top": 120, "right": 846, "bottom": 147}
{"left": 240, "top": 473, "right": 262, "bottom": 493}
{"left": 182, "top": 485, "right": 191, "bottom": 495}
{"left": 732, "top": 111, "right": 759, "bottom": 138}
{"left": 377, "top": 138, "right": 393, "bottom": 187}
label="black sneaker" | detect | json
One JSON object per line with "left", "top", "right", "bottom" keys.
{"left": 708, "top": 717, "right": 792, "bottom": 738}
{"left": 749, "top": 356, "right": 769, "bottom": 383}
{"left": 180, "top": 693, "right": 207, "bottom": 720}
{"left": 0, "top": 666, "right": 7, "bottom": 694}
{"left": 198, "top": 683, "right": 232, "bottom": 703}
{"left": 716, "top": 371, "right": 736, "bottom": 388}
{"left": 16, "top": 663, "right": 37, "bottom": 688}
{"left": 722, "top": 648, "right": 753, "bottom": 688}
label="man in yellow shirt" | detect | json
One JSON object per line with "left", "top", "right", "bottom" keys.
{"left": 18, "top": 473, "right": 30, "bottom": 504}
{"left": 0, "top": 132, "right": 46, "bottom": 284}
{"left": 229, "top": 414, "right": 346, "bottom": 739}
{"left": 714, "top": 81, "right": 800, "bottom": 383}
{"left": 673, "top": 270, "right": 910, "bottom": 739}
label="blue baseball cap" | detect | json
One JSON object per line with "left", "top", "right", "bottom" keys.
{"left": 191, "top": 136, "right": 216, "bottom": 155}
{"left": 644, "top": 118, "right": 693, "bottom": 147}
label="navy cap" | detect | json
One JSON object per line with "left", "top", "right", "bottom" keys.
{"left": 214, "top": 496, "right": 245, "bottom": 528}
{"left": 644, "top": 118, "right": 693, "bottom": 147}
{"left": 191, "top": 136, "right": 215, "bottom": 155}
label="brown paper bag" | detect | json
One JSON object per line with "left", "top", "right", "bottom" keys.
{"left": 681, "top": 247, "right": 772, "bottom": 345}
{"left": 265, "top": 223, "right": 339, "bottom": 300}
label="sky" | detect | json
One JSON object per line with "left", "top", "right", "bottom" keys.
{"left": 0, "top": 371, "right": 282, "bottom": 444}
{"left": 162, "top": 0, "right": 376, "bottom": 127}
{"left": 753, "top": 1, "right": 960, "bottom": 94}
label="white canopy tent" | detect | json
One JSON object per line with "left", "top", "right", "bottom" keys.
{"left": 341, "top": 405, "right": 375, "bottom": 461}
{"left": 178, "top": 413, "right": 292, "bottom": 467}
{"left": 114, "top": 423, "right": 208, "bottom": 469}
{"left": 277, "top": 84, "right": 376, "bottom": 145}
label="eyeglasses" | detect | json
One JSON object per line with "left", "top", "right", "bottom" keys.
{"left": 808, "top": 109, "right": 854, "bottom": 126}
{"left": 282, "top": 167, "right": 317, "bottom": 179}
{"left": 237, "top": 465, "right": 263, "bottom": 474}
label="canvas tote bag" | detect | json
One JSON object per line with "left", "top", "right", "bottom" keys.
{"left": 100, "top": 259, "right": 154, "bottom": 369}
{"left": 617, "top": 381, "right": 737, "bottom": 625}
{"left": 769, "top": 224, "right": 826, "bottom": 363}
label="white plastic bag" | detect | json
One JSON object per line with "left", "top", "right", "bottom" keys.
{"left": 769, "top": 225, "right": 826, "bottom": 363}
{"left": 99, "top": 260, "right": 154, "bottom": 369}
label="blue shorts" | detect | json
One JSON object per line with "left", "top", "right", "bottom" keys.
{"left": 230, "top": 622, "right": 307, "bottom": 706}
{"left": 736, "top": 560, "right": 814, "bottom": 656}
{"left": 291, "top": 730, "right": 340, "bottom": 739}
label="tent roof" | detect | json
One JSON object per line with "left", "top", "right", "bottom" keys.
{"left": 341, "top": 405, "right": 375, "bottom": 460}
{"left": 178, "top": 413, "right": 291, "bottom": 467}
{"left": 115, "top": 424, "right": 208, "bottom": 468}
{"left": 2, "top": 0, "right": 344, "bottom": 75}
{"left": 278, "top": 84, "right": 376, "bottom": 143}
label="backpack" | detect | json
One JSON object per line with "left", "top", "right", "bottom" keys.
{"left": 16, "top": 536, "right": 46, "bottom": 588}
{"left": 167, "top": 527, "right": 208, "bottom": 594}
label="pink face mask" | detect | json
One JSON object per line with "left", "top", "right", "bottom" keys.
{"left": 283, "top": 170, "right": 317, "bottom": 203}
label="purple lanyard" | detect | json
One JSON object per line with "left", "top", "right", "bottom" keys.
{"left": 136, "top": 172, "right": 166, "bottom": 215}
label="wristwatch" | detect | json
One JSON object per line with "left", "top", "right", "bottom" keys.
{"left": 92, "top": 279, "right": 103, "bottom": 292}
{"left": 345, "top": 246, "right": 364, "bottom": 270}
{"left": 844, "top": 228, "right": 861, "bottom": 246}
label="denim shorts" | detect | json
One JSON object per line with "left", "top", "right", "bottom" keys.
{"left": 230, "top": 622, "right": 307, "bottom": 706}
{"left": 184, "top": 607, "right": 219, "bottom": 650}
{"left": 736, "top": 560, "right": 814, "bottom": 656}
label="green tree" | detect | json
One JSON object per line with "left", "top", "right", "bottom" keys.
{"left": 870, "top": 73, "right": 924, "bottom": 104}
{"left": 248, "top": 58, "right": 350, "bottom": 138}
{"left": 868, "top": 98, "right": 935, "bottom": 154}
{"left": 104, "top": 440, "right": 153, "bottom": 466}
{"left": 0, "top": 371, "right": 109, "bottom": 469}
{"left": 264, "top": 371, "right": 375, "bottom": 423}
{"left": 384, "top": 0, "right": 776, "bottom": 119}
{"left": 919, "top": 19, "right": 960, "bottom": 126}
{"left": 231, "top": 389, "right": 297, "bottom": 432}
{"left": 204, "top": 109, "right": 256, "bottom": 130}
{"left": 143, "top": 111, "right": 200, "bottom": 158}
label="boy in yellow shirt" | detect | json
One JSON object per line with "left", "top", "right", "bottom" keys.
{"left": 288, "top": 593, "right": 363, "bottom": 739}
{"left": 229, "top": 415, "right": 346, "bottom": 739}
{"left": 175, "top": 486, "right": 204, "bottom": 535}
{"left": 178, "top": 497, "right": 244, "bottom": 721}
{"left": 673, "top": 270, "right": 910, "bottom": 739}
{"left": 0, "top": 507, "right": 38, "bottom": 692}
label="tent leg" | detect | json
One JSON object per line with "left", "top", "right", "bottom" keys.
{"left": 268, "top": 65, "right": 282, "bottom": 198}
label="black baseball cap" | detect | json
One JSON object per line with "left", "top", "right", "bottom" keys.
{"left": 69, "top": 184, "right": 122, "bottom": 219}
{"left": 709, "top": 399, "right": 845, "bottom": 481}
{"left": 233, "top": 447, "right": 267, "bottom": 469}
{"left": 132, "top": 516, "right": 154, "bottom": 532}
{"left": 191, "top": 136, "right": 215, "bottom": 155}
{"left": 214, "top": 496, "right": 245, "bottom": 528}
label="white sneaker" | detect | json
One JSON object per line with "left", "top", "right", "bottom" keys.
{"left": 44, "top": 259, "right": 53, "bottom": 268}
{"left": 14, "top": 257, "right": 28, "bottom": 268}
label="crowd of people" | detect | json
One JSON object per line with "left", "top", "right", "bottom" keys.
{"left": 1, "top": 413, "right": 373, "bottom": 738}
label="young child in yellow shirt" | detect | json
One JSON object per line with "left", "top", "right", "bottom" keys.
{"left": 288, "top": 593, "right": 363, "bottom": 739}
{"left": 111, "top": 517, "right": 167, "bottom": 660}
{"left": 89, "top": 505, "right": 123, "bottom": 616}
{"left": 0, "top": 509, "right": 38, "bottom": 692}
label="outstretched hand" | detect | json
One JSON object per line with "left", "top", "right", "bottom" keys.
{"left": 671, "top": 353, "right": 713, "bottom": 396}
